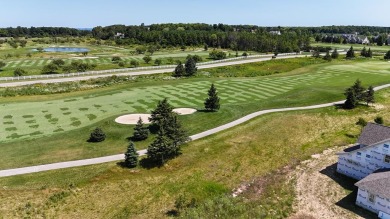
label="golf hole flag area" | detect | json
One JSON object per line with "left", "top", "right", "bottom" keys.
{"left": 1, "top": 61, "right": 390, "bottom": 143}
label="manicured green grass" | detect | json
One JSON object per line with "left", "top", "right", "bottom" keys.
{"left": 2, "top": 88, "right": 390, "bottom": 218}
{"left": 1, "top": 59, "right": 390, "bottom": 169}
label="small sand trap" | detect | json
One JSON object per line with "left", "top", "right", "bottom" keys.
{"left": 172, "top": 108, "right": 197, "bottom": 115}
{"left": 115, "top": 114, "right": 151, "bottom": 125}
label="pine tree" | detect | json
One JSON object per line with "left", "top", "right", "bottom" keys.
{"left": 173, "top": 62, "right": 184, "bottom": 77}
{"left": 384, "top": 50, "right": 390, "bottom": 60}
{"left": 344, "top": 89, "right": 357, "bottom": 109}
{"left": 164, "top": 113, "right": 189, "bottom": 150}
{"left": 124, "top": 141, "right": 138, "bottom": 168}
{"left": 149, "top": 98, "right": 174, "bottom": 130}
{"left": 365, "top": 85, "right": 375, "bottom": 105}
{"left": 331, "top": 48, "right": 339, "bottom": 59}
{"left": 147, "top": 129, "right": 173, "bottom": 165}
{"left": 361, "top": 47, "right": 367, "bottom": 57}
{"left": 204, "top": 83, "right": 221, "bottom": 111}
{"left": 89, "top": 127, "right": 106, "bottom": 142}
{"left": 374, "top": 116, "right": 384, "bottom": 125}
{"left": 367, "top": 48, "right": 372, "bottom": 58}
{"left": 346, "top": 46, "right": 355, "bottom": 59}
{"left": 184, "top": 57, "right": 197, "bottom": 76}
{"left": 132, "top": 117, "right": 149, "bottom": 141}
{"left": 323, "top": 50, "right": 331, "bottom": 61}
{"left": 350, "top": 79, "right": 366, "bottom": 101}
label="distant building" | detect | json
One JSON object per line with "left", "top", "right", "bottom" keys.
{"left": 114, "top": 32, "right": 125, "bottom": 39}
{"left": 269, "top": 31, "right": 281, "bottom": 35}
{"left": 337, "top": 123, "right": 390, "bottom": 217}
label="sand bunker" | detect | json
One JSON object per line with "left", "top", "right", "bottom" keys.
{"left": 172, "top": 108, "right": 197, "bottom": 115}
{"left": 115, "top": 114, "right": 151, "bottom": 125}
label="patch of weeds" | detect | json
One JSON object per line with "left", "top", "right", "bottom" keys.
{"left": 87, "top": 114, "right": 97, "bottom": 121}
{"left": 44, "top": 114, "right": 52, "bottom": 120}
{"left": 60, "top": 107, "right": 69, "bottom": 111}
{"left": 3, "top": 121, "right": 14, "bottom": 125}
{"left": 42, "top": 110, "right": 48, "bottom": 113}
{"left": 3, "top": 115, "right": 12, "bottom": 119}
{"left": 46, "top": 191, "right": 70, "bottom": 205}
{"left": 79, "top": 108, "right": 89, "bottom": 111}
{"left": 5, "top": 127, "right": 17, "bottom": 131}
{"left": 101, "top": 110, "right": 107, "bottom": 113}
{"left": 29, "top": 125, "right": 39, "bottom": 129}
{"left": 93, "top": 104, "right": 102, "bottom": 108}
{"left": 26, "top": 120, "right": 36, "bottom": 124}
{"left": 29, "top": 131, "right": 43, "bottom": 136}
{"left": 22, "top": 115, "right": 34, "bottom": 118}
{"left": 63, "top": 112, "right": 71, "bottom": 115}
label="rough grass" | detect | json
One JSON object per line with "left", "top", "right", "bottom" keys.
{"left": 2, "top": 90, "right": 390, "bottom": 218}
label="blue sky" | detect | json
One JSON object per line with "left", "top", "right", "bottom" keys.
{"left": 1, "top": 0, "right": 389, "bottom": 28}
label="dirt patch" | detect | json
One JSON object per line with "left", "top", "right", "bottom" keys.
{"left": 289, "top": 146, "right": 367, "bottom": 219}
{"left": 172, "top": 108, "right": 197, "bottom": 115}
{"left": 115, "top": 114, "right": 151, "bottom": 125}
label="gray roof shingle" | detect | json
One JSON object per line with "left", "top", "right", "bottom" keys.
{"left": 355, "top": 169, "right": 390, "bottom": 199}
{"left": 357, "top": 123, "right": 390, "bottom": 146}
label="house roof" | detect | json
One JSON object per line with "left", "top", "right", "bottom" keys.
{"left": 355, "top": 169, "right": 390, "bottom": 199}
{"left": 357, "top": 123, "right": 390, "bottom": 146}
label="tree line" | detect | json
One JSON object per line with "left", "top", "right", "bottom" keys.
{"left": 0, "top": 26, "right": 90, "bottom": 37}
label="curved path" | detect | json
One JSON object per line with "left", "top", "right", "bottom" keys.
{"left": 0, "top": 55, "right": 305, "bottom": 88}
{"left": 0, "top": 60, "right": 386, "bottom": 178}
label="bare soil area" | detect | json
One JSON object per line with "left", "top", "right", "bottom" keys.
{"left": 290, "top": 146, "right": 375, "bottom": 219}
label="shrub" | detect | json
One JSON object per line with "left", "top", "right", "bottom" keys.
{"left": 89, "top": 127, "right": 106, "bottom": 142}
{"left": 374, "top": 116, "right": 384, "bottom": 124}
{"left": 14, "top": 68, "right": 26, "bottom": 76}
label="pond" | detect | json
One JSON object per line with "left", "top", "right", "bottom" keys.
{"left": 34, "top": 47, "right": 90, "bottom": 53}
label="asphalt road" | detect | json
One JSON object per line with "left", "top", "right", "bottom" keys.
{"left": 0, "top": 55, "right": 305, "bottom": 87}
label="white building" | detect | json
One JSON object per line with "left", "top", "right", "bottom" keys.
{"left": 337, "top": 123, "right": 390, "bottom": 217}
{"left": 355, "top": 170, "right": 390, "bottom": 218}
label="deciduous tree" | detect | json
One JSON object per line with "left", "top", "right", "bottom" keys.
{"left": 184, "top": 57, "right": 197, "bottom": 76}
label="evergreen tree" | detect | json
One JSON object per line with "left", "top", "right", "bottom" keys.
{"left": 184, "top": 57, "right": 197, "bottom": 76}
{"left": 132, "top": 117, "right": 149, "bottom": 141}
{"left": 173, "top": 62, "right": 185, "bottom": 77}
{"left": 124, "top": 141, "right": 138, "bottom": 168}
{"left": 147, "top": 129, "right": 173, "bottom": 165}
{"left": 323, "top": 50, "right": 331, "bottom": 61}
{"left": 331, "top": 48, "right": 339, "bottom": 59}
{"left": 350, "top": 79, "right": 366, "bottom": 101}
{"left": 346, "top": 46, "right": 355, "bottom": 59}
{"left": 367, "top": 48, "right": 373, "bottom": 58}
{"left": 149, "top": 98, "right": 174, "bottom": 130}
{"left": 364, "top": 85, "right": 375, "bottom": 105}
{"left": 89, "top": 127, "right": 106, "bottom": 142}
{"left": 164, "top": 113, "right": 189, "bottom": 149}
{"left": 374, "top": 116, "right": 384, "bottom": 125}
{"left": 204, "top": 83, "right": 221, "bottom": 111}
{"left": 361, "top": 47, "right": 367, "bottom": 57}
{"left": 344, "top": 89, "right": 357, "bottom": 109}
{"left": 384, "top": 50, "right": 390, "bottom": 60}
